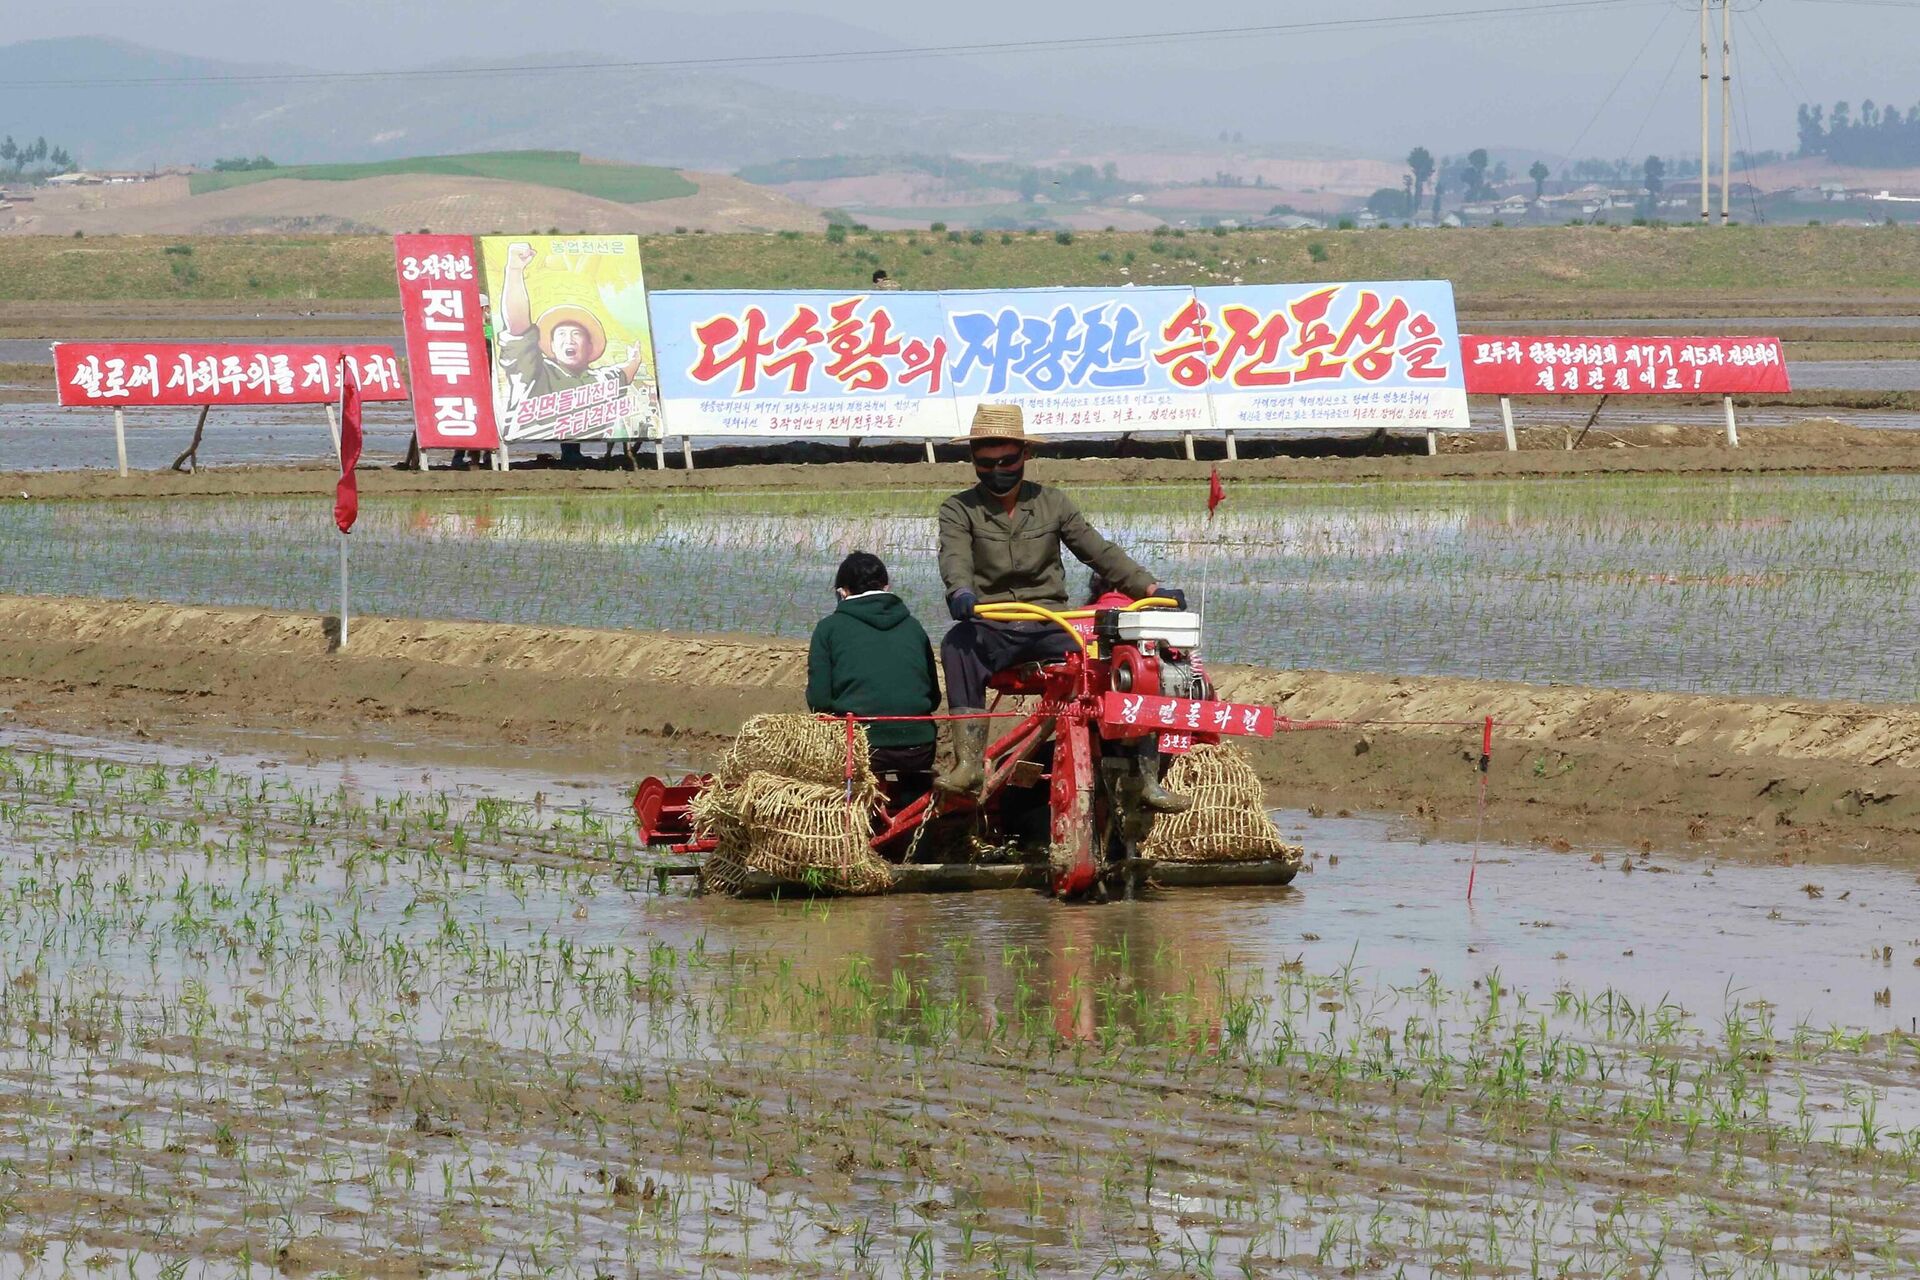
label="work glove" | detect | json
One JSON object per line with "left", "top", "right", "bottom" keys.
{"left": 1159, "top": 587, "right": 1188, "bottom": 610}
{"left": 947, "top": 589, "right": 979, "bottom": 622}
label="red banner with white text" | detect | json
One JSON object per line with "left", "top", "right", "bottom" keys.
{"left": 394, "top": 234, "right": 500, "bottom": 448}
{"left": 54, "top": 343, "right": 407, "bottom": 408}
{"left": 1460, "top": 335, "right": 1790, "bottom": 396}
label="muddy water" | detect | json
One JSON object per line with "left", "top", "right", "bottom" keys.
{"left": 0, "top": 401, "right": 421, "bottom": 470}
{"left": 686, "top": 812, "right": 1920, "bottom": 1040}
{"left": 5, "top": 723, "right": 1918, "bottom": 1276}
{"left": 9, "top": 719, "right": 1913, "bottom": 1041}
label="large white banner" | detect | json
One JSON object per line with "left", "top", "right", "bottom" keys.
{"left": 650, "top": 282, "right": 1471, "bottom": 438}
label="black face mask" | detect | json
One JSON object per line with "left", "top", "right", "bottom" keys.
{"left": 979, "top": 463, "right": 1024, "bottom": 496}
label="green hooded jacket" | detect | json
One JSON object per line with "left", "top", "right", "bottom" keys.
{"left": 806, "top": 592, "right": 940, "bottom": 748}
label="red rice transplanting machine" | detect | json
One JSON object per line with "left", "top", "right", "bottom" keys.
{"left": 635, "top": 599, "right": 1294, "bottom": 900}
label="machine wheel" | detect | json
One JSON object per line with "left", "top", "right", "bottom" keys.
{"left": 633, "top": 777, "right": 668, "bottom": 845}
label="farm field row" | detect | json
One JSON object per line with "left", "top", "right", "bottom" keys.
{"left": 2, "top": 474, "right": 1913, "bottom": 703}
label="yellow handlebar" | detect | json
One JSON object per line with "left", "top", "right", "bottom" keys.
{"left": 974, "top": 601, "right": 1088, "bottom": 654}
{"left": 972, "top": 595, "right": 1181, "bottom": 656}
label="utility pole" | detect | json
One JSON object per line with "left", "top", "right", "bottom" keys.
{"left": 1720, "top": 0, "right": 1734, "bottom": 224}
{"left": 1700, "top": 0, "right": 1711, "bottom": 224}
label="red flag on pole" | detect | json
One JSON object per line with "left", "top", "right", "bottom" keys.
{"left": 334, "top": 356, "right": 363, "bottom": 534}
{"left": 1206, "top": 465, "right": 1225, "bottom": 519}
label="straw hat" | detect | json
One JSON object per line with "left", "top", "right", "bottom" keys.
{"left": 535, "top": 304, "right": 608, "bottom": 364}
{"left": 952, "top": 403, "right": 1035, "bottom": 447}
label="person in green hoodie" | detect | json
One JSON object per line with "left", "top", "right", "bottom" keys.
{"left": 807, "top": 551, "right": 941, "bottom": 781}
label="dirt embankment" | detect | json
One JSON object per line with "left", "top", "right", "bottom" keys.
{"left": 5, "top": 594, "right": 1919, "bottom": 859}
{"left": 8, "top": 422, "right": 1920, "bottom": 501}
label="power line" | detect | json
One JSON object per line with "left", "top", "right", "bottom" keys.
{"left": 4, "top": 0, "right": 1664, "bottom": 90}
{"left": 1746, "top": 5, "right": 1810, "bottom": 103}
{"left": 1556, "top": 7, "right": 1675, "bottom": 169}
{"left": 1622, "top": 24, "right": 1693, "bottom": 161}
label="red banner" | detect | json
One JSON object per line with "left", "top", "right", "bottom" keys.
{"left": 1099, "top": 691, "right": 1277, "bottom": 740}
{"left": 394, "top": 234, "right": 500, "bottom": 449}
{"left": 1460, "top": 335, "right": 1791, "bottom": 396}
{"left": 54, "top": 343, "right": 406, "bottom": 408}
{"left": 335, "top": 361, "right": 363, "bottom": 534}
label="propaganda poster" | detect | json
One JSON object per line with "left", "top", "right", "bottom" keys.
{"left": 478, "top": 235, "right": 661, "bottom": 443}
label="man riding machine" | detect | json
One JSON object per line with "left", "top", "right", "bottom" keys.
{"left": 934, "top": 404, "right": 1191, "bottom": 816}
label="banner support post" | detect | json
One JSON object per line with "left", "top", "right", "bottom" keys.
{"left": 923, "top": 439, "right": 936, "bottom": 465}
{"left": 1182, "top": 431, "right": 1196, "bottom": 463}
{"left": 1224, "top": 430, "right": 1238, "bottom": 462}
{"left": 113, "top": 409, "right": 128, "bottom": 478}
{"left": 497, "top": 442, "right": 511, "bottom": 471}
{"left": 1499, "top": 396, "right": 1517, "bottom": 451}
{"left": 324, "top": 403, "right": 341, "bottom": 459}
{"left": 1723, "top": 395, "right": 1739, "bottom": 448}
{"left": 1426, "top": 428, "right": 1438, "bottom": 456}
{"left": 682, "top": 437, "right": 696, "bottom": 470}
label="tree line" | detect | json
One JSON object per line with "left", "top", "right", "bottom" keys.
{"left": 1797, "top": 101, "right": 1920, "bottom": 167}
{"left": 1, "top": 136, "right": 77, "bottom": 180}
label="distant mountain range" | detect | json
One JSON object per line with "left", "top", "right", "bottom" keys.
{"left": 4, "top": 35, "right": 1230, "bottom": 174}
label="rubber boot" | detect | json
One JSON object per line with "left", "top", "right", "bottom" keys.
{"left": 1135, "top": 737, "right": 1191, "bottom": 814}
{"left": 935, "top": 715, "right": 989, "bottom": 796}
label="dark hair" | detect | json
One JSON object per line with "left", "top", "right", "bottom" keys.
{"left": 870, "top": 269, "right": 888, "bottom": 283}
{"left": 1085, "top": 573, "right": 1113, "bottom": 604}
{"left": 835, "top": 551, "right": 889, "bottom": 595}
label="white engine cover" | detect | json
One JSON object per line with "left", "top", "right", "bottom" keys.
{"left": 1113, "top": 610, "right": 1201, "bottom": 649}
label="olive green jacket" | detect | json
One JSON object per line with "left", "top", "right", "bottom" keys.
{"left": 938, "top": 481, "right": 1154, "bottom": 608}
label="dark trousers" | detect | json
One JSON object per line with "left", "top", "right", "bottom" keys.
{"left": 869, "top": 743, "right": 936, "bottom": 776}
{"left": 940, "top": 619, "right": 1077, "bottom": 710}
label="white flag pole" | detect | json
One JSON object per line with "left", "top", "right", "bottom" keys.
{"left": 339, "top": 530, "right": 349, "bottom": 649}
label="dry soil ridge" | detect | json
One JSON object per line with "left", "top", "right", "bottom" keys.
{"left": 3, "top": 595, "right": 1916, "bottom": 858}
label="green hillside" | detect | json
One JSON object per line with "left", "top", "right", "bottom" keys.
{"left": 187, "top": 151, "right": 696, "bottom": 203}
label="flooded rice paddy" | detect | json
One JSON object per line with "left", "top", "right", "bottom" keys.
{"left": 10, "top": 401, "right": 1917, "bottom": 472}
{"left": 4, "top": 474, "right": 1918, "bottom": 702}
{"left": 0, "top": 724, "right": 1916, "bottom": 1276}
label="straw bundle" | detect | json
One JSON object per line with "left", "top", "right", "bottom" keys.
{"left": 718, "top": 713, "right": 879, "bottom": 806}
{"left": 694, "top": 771, "right": 892, "bottom": 896}
{"left": 1142, "top": 743, "right": 1304, "bottom": 865}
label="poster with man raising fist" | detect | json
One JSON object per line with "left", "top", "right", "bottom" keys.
{"left": 479, "top": 235, "right": 662, "bottom": 445}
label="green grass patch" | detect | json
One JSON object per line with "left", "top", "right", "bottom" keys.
{"left": 6, "top": 225, "right": 1920, "bottom": 302}
{"left": 186, "top": 150, "right": 695, "bottom": 203}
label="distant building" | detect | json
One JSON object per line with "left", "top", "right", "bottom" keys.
{"left": 1257, "top": 214, "right": 1326, "bottom": 231}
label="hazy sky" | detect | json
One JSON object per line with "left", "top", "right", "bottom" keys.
{"left": 15, "top": 0, "right": 1916, "bottom": 160}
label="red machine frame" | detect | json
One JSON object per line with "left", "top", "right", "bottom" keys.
{"left": 636, "top": 600, "right": 1280, "bottom": 899}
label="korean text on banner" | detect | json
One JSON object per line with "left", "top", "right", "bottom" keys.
{"left": 394, "top": 234, "right": 499, "bottom": 449}
{"left": 650, "top": 290, "right": 959, "bottom": 439}
{"left": 478, "top": 235, "right": 661, "bottom": 443}
{"left": 1460, "top": 335, "right": 1791, "bottom": 396}
{"left": 54, "top": 343, "right": 407, "bottom": 408}
{"left": 939, "top": 287, "right": 1208, "bottom": 435}
{"left": 1188, "top": 282, "right": 1470, "bottom": 432}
